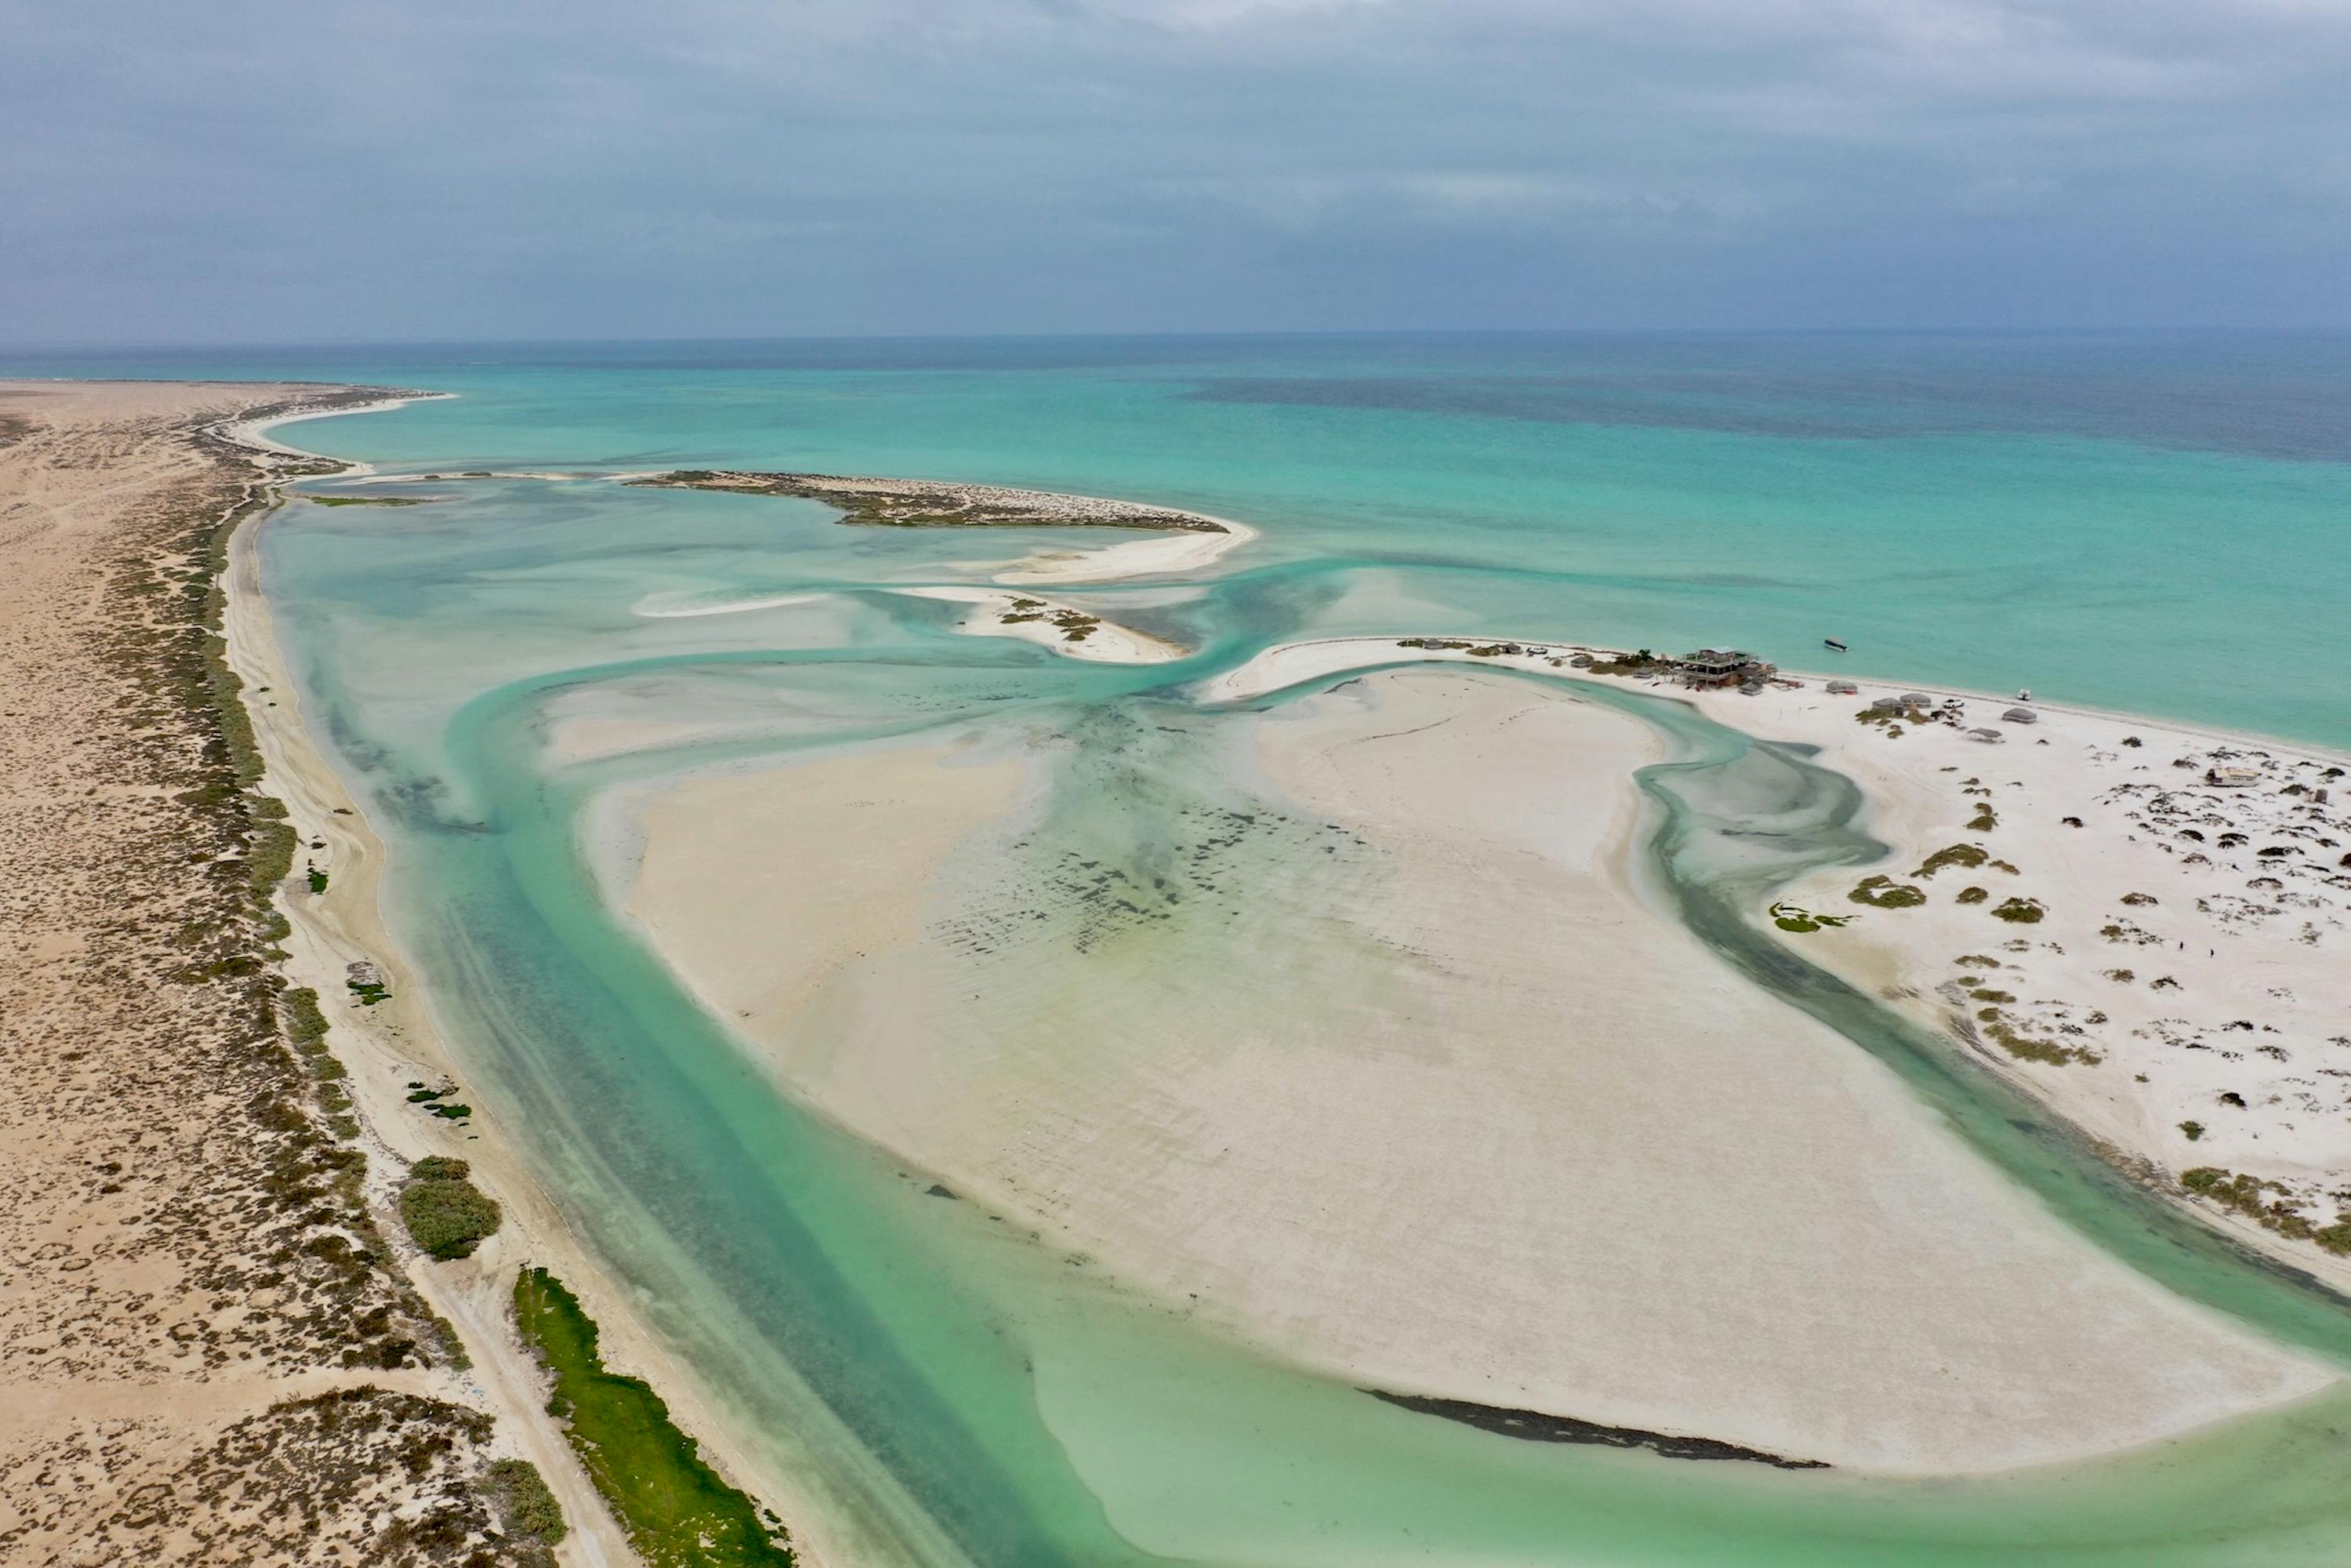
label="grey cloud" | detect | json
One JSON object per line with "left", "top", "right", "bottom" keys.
{"left": 1, "top": 0, "right": 2345, "bottom": 342}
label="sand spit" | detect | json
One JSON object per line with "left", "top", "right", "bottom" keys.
{"left": 622, "top": 666, "right": 2327, "bottom": 1473}
{"left": 627, "top": 467, "right": 1259, "bottom": 585}
{"left": 991, "top": 518, "right": 1257, "bottom": 586}
{"left": 894, "top": 585, "right": 1187, "bottom": 663}
{"left": 0, "top": 380, "right": 594, "bottom": 1563}
{"left": 1210, "top": 633, "right": 2351, "bottom": 1292}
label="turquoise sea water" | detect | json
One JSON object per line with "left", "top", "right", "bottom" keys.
{"left": 12, "top": 333, "right": 2351, "bottom": 746}
{"left": 18, "top": 335, "right": 2351, "bottom": 1562}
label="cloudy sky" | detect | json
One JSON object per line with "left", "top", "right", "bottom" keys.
{"left": 4, "top": 0, "right": 2346, "bottom": 343}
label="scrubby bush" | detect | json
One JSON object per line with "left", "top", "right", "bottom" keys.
{"left": 1990, "top": 897, "right": 2044, "bottom": 924}
{"left": 1848, "top": 875, "right": 1928, "bottom": 909}
{"left": 399, "top": 1160, "right": 501, "bottom": 1260}
{"left": 485, "top": 1457, "right": 568, "bottom": 1547}
{"left": 1914, "top": 844, "right": 1989, "bottom": 878}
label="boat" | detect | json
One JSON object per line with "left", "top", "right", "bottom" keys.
{"left": 1823, "top": 637, "right": 1848, "bottom": 652}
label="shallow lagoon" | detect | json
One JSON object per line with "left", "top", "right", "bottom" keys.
{"left": 256, "top": 446, "right": 2351, "bottom": 1567}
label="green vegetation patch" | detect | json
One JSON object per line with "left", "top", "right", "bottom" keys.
{"left": 398, "top": 1158, "right": 501, "bottom": 1259}
{"left": 349, "top": 978, "right": 391, "bottom": 1005}
{"left": 514, "top": 1268, "right": 796, "bottom": 1567}
{"left": 308, "top": 493, "right": 430, "bottom": 506}
{"left": 485, "top": 1457, "right": 568, "bottom": 1552}
{"left": 1990, "top": 896, "right": 2046, "bottom": 924}
{"left": 2179, "top": 1166, "right": 2351, "bottom": 1252}
{"left": 1584, "top": 648, "right": 1660, "bottom": 676}
{"left": 283, "top": 985, "right": 332, "bottom": 1048}
{"left": 1914, "top": 843, "right": 1989, "bottom": 878}
{"left": 1767, "top": 901, "right": 1849, "bottom": 933}
{"left": 1848, "top": 875, "right": 1928, "bottom": 909}
{"left": 1966, "top": 804, "right": 1999, "bottom": 833}
{"left": 1955, "top": 885, "right": 1990, "bottom": 905}
{"left": 1981, "top": 1015, "right": 2099, "bottom": 1066}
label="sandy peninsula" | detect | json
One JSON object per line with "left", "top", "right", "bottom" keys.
{"left": 0, "top": 380, "right": 595, "bottom": 1562}
{"left": 614, "top": 662, "right": 2330, "bottom": 1473}
{"left": 1208, "top": 633, "right": 2351, "bottom": 1293}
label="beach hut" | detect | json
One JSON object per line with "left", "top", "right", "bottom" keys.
{"left": 2207, "top": 766, "right": 2262, "bottom": 788}
{"left": 1900, "top": 692, "right": 1932, "bottom": 707}
{"left": 1827, "top": 680, "right": 1859, "bottom": 695}
{"left": 2004, "top": 706, "right": 2038, "bottom": 724}
{"left": 1968, "top": 727, "right": 2005, "bottom": 743}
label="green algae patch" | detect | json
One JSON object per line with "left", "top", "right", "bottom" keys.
{"left": 399, "top": 1156, "right": 501, "bottom": 1259}
{"left": 513, "top": 1268, "right": 795, "bottom": 1567}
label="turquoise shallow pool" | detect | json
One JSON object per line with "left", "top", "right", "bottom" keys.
{"left": 43, "top": 333, "right": 2351, "bottom": 1563}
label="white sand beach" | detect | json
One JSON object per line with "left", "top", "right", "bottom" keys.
{"left": 894, "top": 584, "right": 1188, "bottom": 662}
{"left": 994, "top": 514, "right": 1258, "bottom": 586}
{"left": 615, "top": 663, "right": 2332, "bottom": 1474}
{"left": 1209, "top": 633, "right": 2351, "bottom": 1293}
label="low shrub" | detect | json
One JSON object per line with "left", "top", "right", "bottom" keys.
{"left": 1914, "top": 844, "right": 1989, "bottom": 878}
{"left": 399, "top": 1163, "right": 501, "bottom": 1260}
{"left": 485, "top": 1457, "right": 568, "bottom": 1548}
{"left": 1849, "top": 875, "right": 1928, "bottom": 909}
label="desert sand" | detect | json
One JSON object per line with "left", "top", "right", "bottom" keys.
{"left": 0, "top": 380, "right": 608, "bottom": 1563}
{"left": 616, "top": 663, "right": 2331, "bottom": 1472}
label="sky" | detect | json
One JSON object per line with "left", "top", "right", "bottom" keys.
{"left": 2, "top": 0, "right": 2347, "bottom": 343}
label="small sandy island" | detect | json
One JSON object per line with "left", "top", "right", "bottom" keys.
{"left": 613, "top": 666, "right": 2331, "bottom": 1474}
{"left": 894, "top": 585, "right": 1187, "bottom": 663}
{"left": 626, "top": 468, "right": 1257, "bottom": 585}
